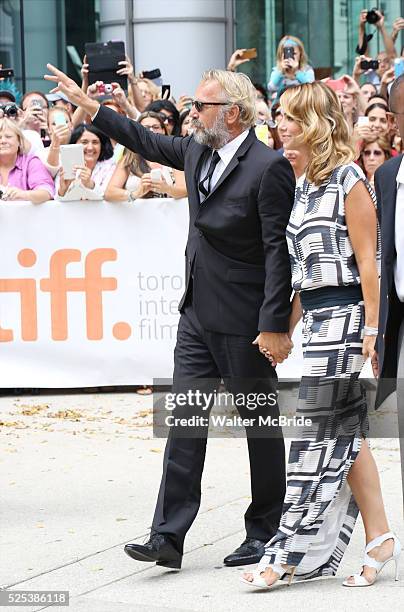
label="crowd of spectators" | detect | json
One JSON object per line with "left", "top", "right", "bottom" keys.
{"left": 0, "top": 6, "right": 403, "bottom": 202}
{"left": 1, "top": 5, "right": 404, "bottom": 397}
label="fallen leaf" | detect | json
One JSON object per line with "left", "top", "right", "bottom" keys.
{"left": 21, "top": 404, "right": 49, "bottom": 415}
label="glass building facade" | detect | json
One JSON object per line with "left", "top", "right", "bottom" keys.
{"left": 235, "top": 0, "right": 404, "bottom": 86}
{"left": 1, "top": 0, "right": 404, "bottom": 97}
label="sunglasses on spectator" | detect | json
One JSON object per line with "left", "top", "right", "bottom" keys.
{"left": 362, "top": 149, "right": 384, "bottom": 156}
{"left": 0, "top": 103, "right": 18, "bottom": 117}
{"left": 159, "top": 113, "right": 175, "bottom": 125}
{"left": 191, "top": 100, "right": 230, "bottom": 112}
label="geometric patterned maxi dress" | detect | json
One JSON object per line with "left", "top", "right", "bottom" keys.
{"left": 258, "top": 163, "right": 379, "bottom": 580}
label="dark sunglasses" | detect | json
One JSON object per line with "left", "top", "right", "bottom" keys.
{"left": 363, "top": 149, "right": 384, "bottom": 156}
{"left": 0, "top": 103, "right": 18, "bottom": 117}
{"left": 192, "top": 100, "right": 230, "bottom": 112}
{"left": 160, "top": 113, "right": 175, "bottom": 125}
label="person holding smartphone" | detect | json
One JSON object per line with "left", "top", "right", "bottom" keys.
{"left": 268, "top": 35, "right": 314, "bottom": 106}
{"left": 39, "top": 106, "right": 73, "bottom": 177}
{"left": 20, "top": 91, "right": 50, "bottom": 144}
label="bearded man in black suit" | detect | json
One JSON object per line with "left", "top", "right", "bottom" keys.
{"left": 45, "top": 65, "right": 295, "bottom": 568}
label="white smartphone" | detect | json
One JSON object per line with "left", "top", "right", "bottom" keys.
{"left": 60, "top": 144, "right": 85, "bottom": 180}
{"left": 150, "top": 168, "right": 162, "bottom": 182}
{"left": 357, "top": 116, "right": 370, "bottom": 126}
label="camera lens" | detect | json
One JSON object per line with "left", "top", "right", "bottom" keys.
{"left": 5, "top": 104, "right": 18, "bottom": 117}
{"left": 366, "top": 9, "right": 380, "bottom": 24}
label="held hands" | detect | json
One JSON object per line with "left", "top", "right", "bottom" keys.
{"left": 253, "top": 332, "right": 293, "bottom": 367}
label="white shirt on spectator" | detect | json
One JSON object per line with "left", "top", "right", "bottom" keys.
{"left": 23, "top": 129, "right": 44, "bottom": 156}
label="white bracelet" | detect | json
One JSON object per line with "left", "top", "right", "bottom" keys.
{"left": 363, "top": 326, "right": 378, "bottom": 336}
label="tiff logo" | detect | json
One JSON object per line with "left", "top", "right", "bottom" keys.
{"left": 0, "top": 248, "right": 132, "bottom": 342}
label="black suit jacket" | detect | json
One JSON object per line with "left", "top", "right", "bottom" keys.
{"left": 374, "top": 154, "right": 404, "bottom": 404}
{"left": 94, "top": 106, "right": 295, "bottom": 335}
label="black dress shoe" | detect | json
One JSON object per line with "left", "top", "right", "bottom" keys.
{"left": 124, "top": 533, "right": 182, "bottom": 569}
{"left": 223, "top": 537, "right": 266, "bottom": 566}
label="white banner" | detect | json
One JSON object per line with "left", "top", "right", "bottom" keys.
{"left": 0, "top": 199, "right": 303, "bottom": 387}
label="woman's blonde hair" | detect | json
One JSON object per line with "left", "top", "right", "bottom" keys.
{"left": 276, "top": 35, "right": 308, "bottom": 71}
{"left": 128, "top": 77, "right": 160, "bottom": 105}
{"left": 201, "top": 69, "right": 257, "bottom": 130}
{"left": 281, "top": 82, "right": 356, "bottom": 184}
{"left": 0, "top": 117, "right": 28, "bottom": 154}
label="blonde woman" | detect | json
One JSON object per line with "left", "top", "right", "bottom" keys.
{"left": 242, "top": 82, "right": 400, "bottom": 590}
{"left": 129, "top": 77, "right": 160, "bottom": 111}
{"left": 268, "top": 35, "right": 314, "bottom": 105}
{"left": 0, "top": 117, "right": 54, "bottom": 203}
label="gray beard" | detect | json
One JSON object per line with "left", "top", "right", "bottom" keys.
{"left": 192, "top": 110, "right": 231, "bottom": 149}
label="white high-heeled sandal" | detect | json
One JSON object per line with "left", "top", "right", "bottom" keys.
{"left": 342, "top": 531, "right": 401, "bottom": 587}
{"left": 241, "top": 564, "right": 296, "bottom": 590}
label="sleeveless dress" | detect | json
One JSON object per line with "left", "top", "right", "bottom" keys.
{"left": 258, "top": 163, "right": 380, "bottom": 580}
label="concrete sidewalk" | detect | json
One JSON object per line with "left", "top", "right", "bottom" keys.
{"left": 0, "top": 390, "right": 402, "bottom": 612}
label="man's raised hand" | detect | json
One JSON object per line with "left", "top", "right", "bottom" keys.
{"left": 44, "top": 64, "right": 99, "bottom": 116}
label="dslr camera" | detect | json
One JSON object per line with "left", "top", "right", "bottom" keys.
{"left": 366, "top": 8, "right": 382, "bottom": 24}
{"left": 360, "top": 59, "right": 379, "bottom": 71}
{"left": 0, "top": 103, "right": 18, "bottom": 118}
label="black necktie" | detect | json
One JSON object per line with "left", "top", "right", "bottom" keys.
{"left": 198, "top": 151, "right": 221, "bottom": 198}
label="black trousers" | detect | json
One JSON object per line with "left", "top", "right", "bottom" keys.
{"left": 151, "top": 301, "right": 286, "bottom": 554}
